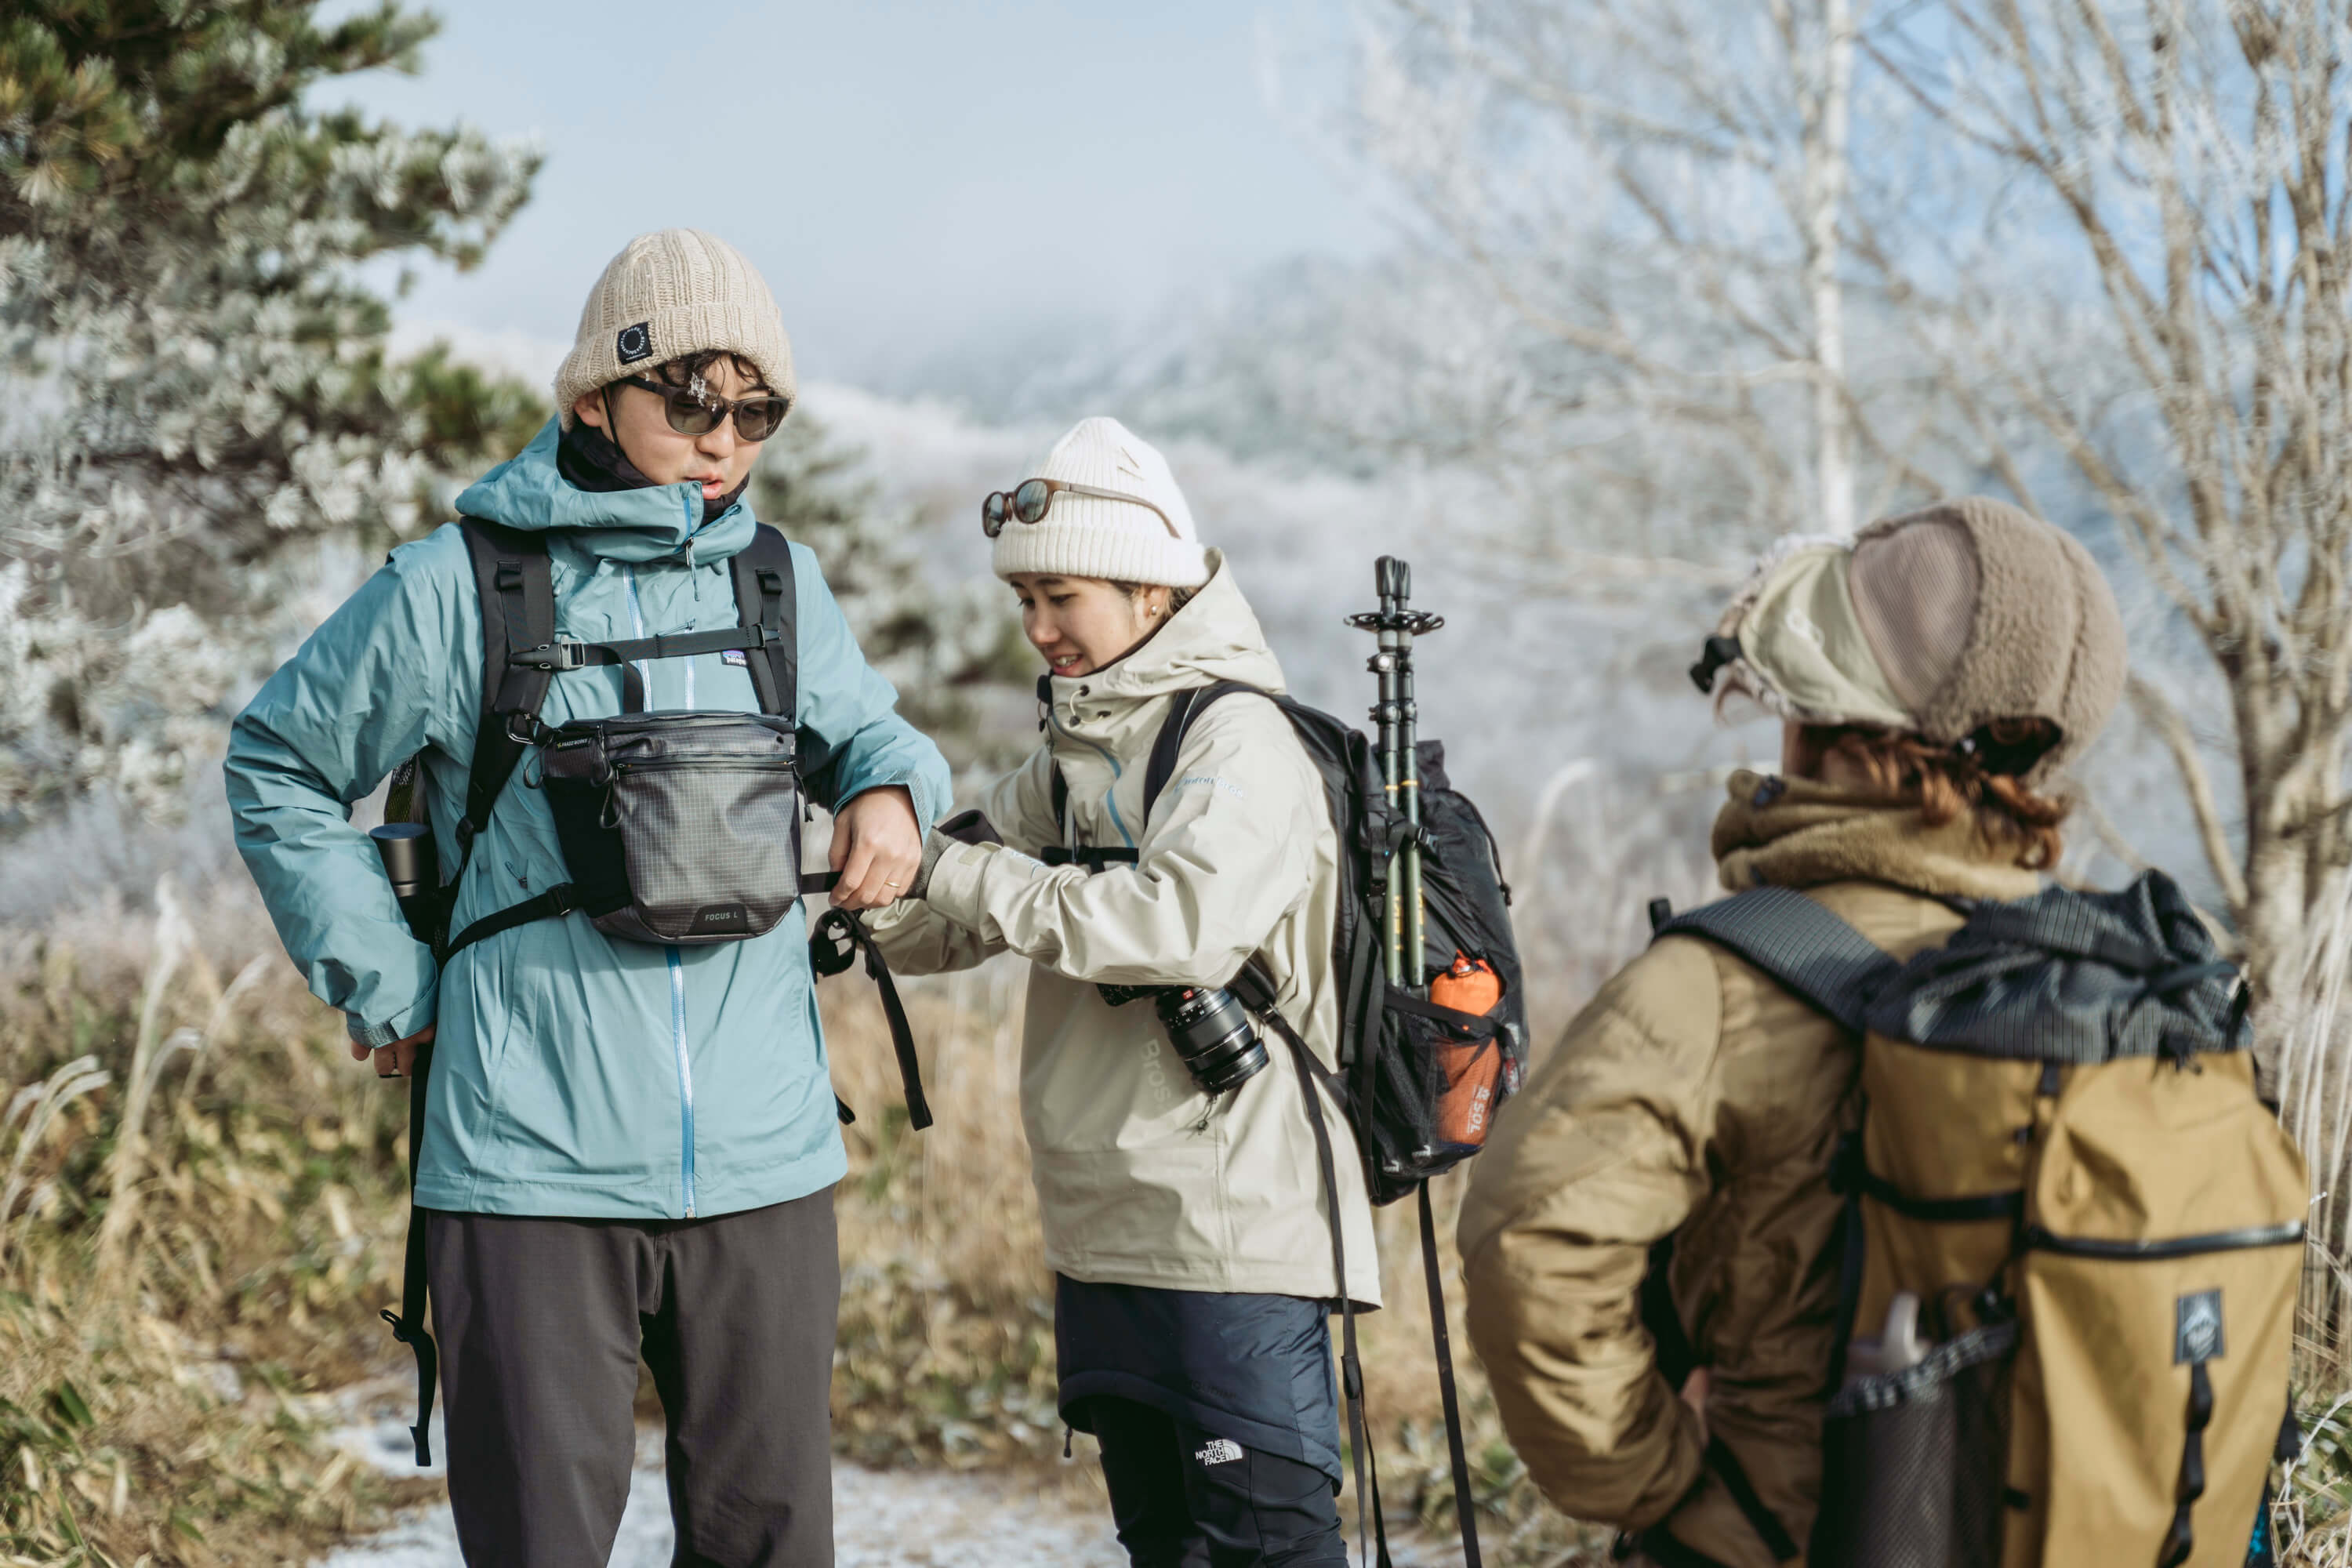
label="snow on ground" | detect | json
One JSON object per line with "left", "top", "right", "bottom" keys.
{"left": 317, "top": 1411, "right": 1127, "bottom": 1568}
{"left": 314, "top": 1395, "right": 1460, "bottom": 1567}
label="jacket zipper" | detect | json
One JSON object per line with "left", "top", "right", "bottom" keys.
{"left": 1046, "top": 704, "right": 1137, "bottom": 848}
{"left": 625, "top": 563, "right": 698, "bottom": 1218}
{"left": 670, "top": 949, "right": 695, "bottom": 1217}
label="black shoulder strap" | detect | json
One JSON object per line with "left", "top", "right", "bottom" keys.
{"left": 457, "top": 518, "right": 554, "bottom": 861}
{"left": 729, "top": 524, "right": 798, "bottom": 720}
{"left": 1652, "top": 887, "right": 1899, "bottom": 1033}
{"left": 1141, "top": 680, "right": 1272, "bottom": 821}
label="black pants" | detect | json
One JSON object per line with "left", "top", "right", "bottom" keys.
{"left": 425, "top": 1189, "right": 840, "bottom": 1567}
{"left": 1087, "top": 1396, "right": 1348, "bottom": 1568}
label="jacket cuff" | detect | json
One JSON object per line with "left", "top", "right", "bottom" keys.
{"left": 837, "top": 775, "right": 942, "bottom": 833}
{"left": 346, "top": 989, "right": 436, "bottom": 1051}
{"left": 924, "top": 839, "right": 1022, "bottom": 928}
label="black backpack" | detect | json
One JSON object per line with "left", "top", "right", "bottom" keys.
{"left": 1049, "top": 678, "right": 1526, "bottom": 1568}
{"left": 378, "top": 517, "right": 928, "bottom": 1467}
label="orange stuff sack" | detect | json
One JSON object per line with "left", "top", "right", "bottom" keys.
{"left": 1431, "top": 953, "right": 1504, "bottom": 1149}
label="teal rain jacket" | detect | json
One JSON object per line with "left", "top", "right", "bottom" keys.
{"left": 224, "top": 421, "right": 951, "bottom": 1220}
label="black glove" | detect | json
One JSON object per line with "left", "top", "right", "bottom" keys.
{"left": 937, "top": 809, "right": 1004, "bottom": 848}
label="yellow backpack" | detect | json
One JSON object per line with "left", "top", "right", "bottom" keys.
{"left": 1658, "top": 872, "right": 2307, "bottom": 1568}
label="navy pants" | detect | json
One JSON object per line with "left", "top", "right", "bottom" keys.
{"left": 1086, "top": 1396, "right": 1348, "bottom": 1568}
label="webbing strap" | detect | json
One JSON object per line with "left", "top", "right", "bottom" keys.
{"left": 1385, "top": 986, "right": 1504, "bottom": 1040}
{"left": 1418, "top": 1183, "right": 1485, "bottom": 1566}
{"left": 444, "top": 873, "right": 840, "bottom": 960}
{"left": 1652, "top": 888, "right": 1900, "bottom": 1033}
{"left": 728, "top": 527, "right": 798, "bottom": 721}
{"left": 382, "top": 1042, "right": 438, "bottom": 1468}
{"left": 1276, "top": 1019, "right": 1390, "bottom": 1568}
{"left": 514, "top": 626, "right": 782, "bottom": 669}
{"left": 810, "top": 908, "right": 931, "bottom": 1131}
{"left": 1705, "top": 1436, "right": 1799, "bottom": 1561}
{"left": 458, "top": 519, "right": 554, "bottom": 858}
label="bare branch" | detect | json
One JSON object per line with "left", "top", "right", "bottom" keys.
{"left": 2129, "top": 673, "right": 2249, "bottom": 919}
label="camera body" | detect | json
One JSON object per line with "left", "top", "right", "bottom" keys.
{"left": 1098, "top": 980, "right": 1269, "bottom": 1094}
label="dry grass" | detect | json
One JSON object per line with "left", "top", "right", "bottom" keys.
{"left": 5, "top": 859, "right": 2350, "bottom": 1566}
{"left": 0, "top": 883, "right": 434, "bottom": 1566}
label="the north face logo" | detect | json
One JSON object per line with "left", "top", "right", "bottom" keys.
{"left": 616, "top": 321, "right": 654, "bottom": 364}
{"left": 1193, "top": 1438, "right": 1243, "bottom": 1467}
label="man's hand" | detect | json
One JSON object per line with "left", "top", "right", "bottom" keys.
{"left": 354, "top": 1023, "right": 434, "bottom": 1079}
{"left": 830, "top": 786, "right": 921, "bottom": 910}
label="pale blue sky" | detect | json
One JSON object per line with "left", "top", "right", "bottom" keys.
{"left": 321, "top": 0, "right": 1381, "bottom": 387}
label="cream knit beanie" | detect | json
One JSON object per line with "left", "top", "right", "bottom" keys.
{"left": 989, "top": 417, "right": 1210, "bottom": 587}
{"left": 552, "top": 229, "right": 797, "bottom": 430}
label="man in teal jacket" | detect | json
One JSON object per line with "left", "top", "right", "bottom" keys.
{"left": 225, "top": 229, "right": 949, "bottom": 1566}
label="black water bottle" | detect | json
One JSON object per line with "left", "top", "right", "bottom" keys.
{"left": 369, "top": 824, "right": 439, "bottom": 944}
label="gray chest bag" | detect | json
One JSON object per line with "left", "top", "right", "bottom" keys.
{"left": 438, "top": 517, "right": 822, "bottom": 956}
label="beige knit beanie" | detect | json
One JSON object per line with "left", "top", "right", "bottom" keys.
{"left": 552, "top": 229, "right": 796, "bottom": 430}
{"left": 1697, "top": 497, "right": 2126, "bottom": 785}
{"left": 990, "top": 417, "right": 1210, "bottom": 587}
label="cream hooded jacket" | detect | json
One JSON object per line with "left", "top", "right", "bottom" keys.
{"left": 869, "top": 554, "right": 1381, "bottom": 1305}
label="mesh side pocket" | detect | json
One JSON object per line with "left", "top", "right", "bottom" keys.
{"left": 1363, "top": 1005, "right": 1483, "bottom": 1199}
{"left": 1813, "top": 1320, "right": 2015, "bottom": 1568}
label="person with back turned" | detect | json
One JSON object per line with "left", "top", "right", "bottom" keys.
{"left": 1459, "top": 500, "right": 2132, "bottom": 1565}
{"left": 224, "top": 229, "right": 950, "bottom": 1566}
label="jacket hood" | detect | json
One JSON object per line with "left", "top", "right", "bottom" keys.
{"left": 452, "top": 419, "right": 759, "bottom": 564}
{"left": 1712, "top": 768, "right": 2044, "bottom": 902}
{"left": 1044, "top": 550, "right": 1285, "bottom": 710}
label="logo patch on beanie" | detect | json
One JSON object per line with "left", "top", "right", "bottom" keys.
{"left": 615, "top": 321, "right": 654, "bottom": 365}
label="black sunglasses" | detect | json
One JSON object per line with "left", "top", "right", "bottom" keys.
{"left": 619, "top": 376, "right": 790, "bottom": 442}
{"left": 981, "top": 477, "right": 1178, "bottom": 539}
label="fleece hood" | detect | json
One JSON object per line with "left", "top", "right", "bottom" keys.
{"left": 452, "top": 419, "right": 758, "bottom": 565}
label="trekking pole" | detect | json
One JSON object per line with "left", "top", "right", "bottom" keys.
{"left": 1349, "top": 557, "right": 1444, "bottom": 996}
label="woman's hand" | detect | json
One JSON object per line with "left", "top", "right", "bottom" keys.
{"left": 831, "top": 786, "right": 922, "bottom": 910}
{"left": 353, "top": 1023, "right": 434, "bottom": 1078}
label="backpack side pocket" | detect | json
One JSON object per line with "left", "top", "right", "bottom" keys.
{"left": 1813, "top": 1319, "right": 2015, "bottom": 1568}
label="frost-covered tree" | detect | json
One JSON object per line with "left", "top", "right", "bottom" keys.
{"left": 0, "top": 1, "right": 542, "bottom": 824}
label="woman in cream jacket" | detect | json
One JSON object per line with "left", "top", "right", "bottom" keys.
{"left": 874, "top": 416, "right": 1377, "bottom": 1568}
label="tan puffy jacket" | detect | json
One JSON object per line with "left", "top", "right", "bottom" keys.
{"left": 870, "top": 554, "right": 1381, "bottom": 1305}
{"left": 1458, "top": 773, "right": 2042, "bottom": 1566}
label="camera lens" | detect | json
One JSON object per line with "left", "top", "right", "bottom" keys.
{"left": 1155, "top": 985, "right": 1269, "bottom": 1094}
